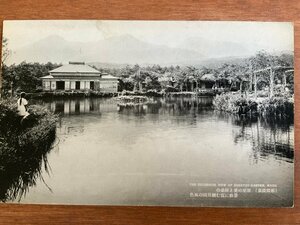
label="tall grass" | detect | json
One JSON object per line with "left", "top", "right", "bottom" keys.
{"left": 258, "top": 97, "right": 294, "bottom": 120}
{"left": 0, "top": 98, "right": 58, "bottom": 202}
{"left": 213, "top": 92, "right": 294, "bottom": 120}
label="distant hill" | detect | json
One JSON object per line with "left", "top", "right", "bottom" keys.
{"left": 8, "top": 34, "right": 293, "bottom": 68}
{"left": 88, "top": 62, "right": 131, "bottom": 70}
{"left": 9, "top": 35, "right": 85, "bottom": 65}
{"left": 177, "top": 36, "right": 254, "bottom": 59}
{"left": 87, "top": 56, "right": 250, "bottom": 71}
{"left": 8, "top": 34, "right": 204, "bottom": 65}
{"left": 191, "top": 56, "right": 249, "bottom": 69}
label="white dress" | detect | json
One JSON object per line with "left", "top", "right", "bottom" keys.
{"left": 17, "top": 98, "right": 29, "bottom": 116}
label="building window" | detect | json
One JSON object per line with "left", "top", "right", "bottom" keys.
{"left": 76, "top": 81, "right": 80, "bottom": 90}
{"left": 90, "top": 81, "right": 95, "bottom": 90}
{"left": 56, "top": 81, "right": 65, "bottom": 90}
{"left": 43, "top": 81, "right": 51, "bottom": 90}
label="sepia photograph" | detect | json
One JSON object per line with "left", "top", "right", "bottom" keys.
{"left": 0, "top": 20, "right": 294, "bottom": 207}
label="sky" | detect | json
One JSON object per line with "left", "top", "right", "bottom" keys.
{"left": 3, "top": 20, "right": 294, "bottom": 51}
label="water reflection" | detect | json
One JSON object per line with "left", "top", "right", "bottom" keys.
{"left": 47, "top": 98, "right": 118, "bottom": 115}
{"left": 216, "top": 113, "right": 294, "bottom": 164}
{"left": 41, "top": 97, "right": 213, "bottom": 116}
{"left": 21, "top": 96, "right": 293, "bottom": 206}
{"left": 42, "top": 97, "right": 294, "bottom": 164}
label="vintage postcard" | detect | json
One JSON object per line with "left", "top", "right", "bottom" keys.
{"left": 0, "top": 20, "right": 294, "bottom": 207}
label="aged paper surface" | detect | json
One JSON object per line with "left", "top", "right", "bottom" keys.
{"left": 0, "top": 20, "right": 294, "bottom": 207}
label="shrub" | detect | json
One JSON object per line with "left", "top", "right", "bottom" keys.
{"left": 145, "top": 89, "right": 163, "bottom": 97}
{"left": 165, "top": 86, "right": 178, "bottom": 93}
{"left": 213, "top": 92, "right": 294, "bottom": 119}
{"left": 258, "top": 97, "right": 294, "bottom": 119}
{"left": 213, "top": 93, "right": 241, "bottom": 113}
{"left": 0, "top": 98, "right": 58, "bottom": 202}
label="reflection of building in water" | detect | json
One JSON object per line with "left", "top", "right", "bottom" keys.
{"left": 47, "top": 97, "right": 213, "bottom": 117}
{"left": 41, "top": 62, "right": 118, "bottom": 93}
{"left": 48, "top": 99, "right": 119, "bottom": 115}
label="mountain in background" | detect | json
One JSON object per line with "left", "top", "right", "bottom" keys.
{"left": 8, "top": 35, "right": 203, "bottom": 65}
{"left": 177, "top": 36, "right": 255, "bottom": 59}
{"left": 9, "top": 35, "right": 84, "bottom": 65}
{"left": 88, "top": 56, "right": 249, "bottom": 70}
{"left": 8, "top": 34, "right": 292, "bottom": 67}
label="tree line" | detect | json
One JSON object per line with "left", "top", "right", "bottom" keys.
{"left": 1, "top": 62, "right": 61, "bottom": 95}
{"left": 95, "top": 51, "right": 294, "bottom": 93}
{"left": 1, "top": 36, "right": 294, "bottom": 95}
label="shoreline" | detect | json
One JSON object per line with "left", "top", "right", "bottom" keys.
{"left": 22, "top": 90, "right": 221, "bottom": 99}
{"left": 213, "top": 92, "right": 294, "bottom": 120}
{"left": 0, "top": 99, "right": 58, "bottom": 202}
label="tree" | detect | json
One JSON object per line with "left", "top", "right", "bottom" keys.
{"left": 2, "top": 62, "right": 61, "bottom": 96}
{"left": 173, "top": 68, "right": 186, "bottom": 92}
{"left": 249, "top": 51, "right": 294, "bottom": 97}
{"left": 158, "top": 72, "right": 173, "bottom": 90}
{"left": 144, "top": 71, "right": 161, "bottom": 91}
{"left": 184, "top": 66, "right": 197, "bottom": 91}
{"left": 131, "top": 64, "right": 143, "bottom": 91}
{"left": 1, "top": 38, "right": 10, "bottom": 65}
{"left": 1, "top": 38, "right": 11, "bottom": 97}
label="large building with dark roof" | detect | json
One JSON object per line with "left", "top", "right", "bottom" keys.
{"left": 41, "top": 62, "right": 119, "bottom": 92}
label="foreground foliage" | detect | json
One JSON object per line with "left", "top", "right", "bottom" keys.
{"left": 0, "top": 99, "right": 58, "bottom": 202}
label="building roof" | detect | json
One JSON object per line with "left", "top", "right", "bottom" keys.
{"left": 200, "top": 73, "right": 216, "bottom": 82}
{"left": 101, "top": 74, "right": 119, "bottom": 80}
{"left": 40, "top": 75, "right": 54, "bottom": 79}
{"left": 49, "top": 62, "right": 101, "bottom": 74}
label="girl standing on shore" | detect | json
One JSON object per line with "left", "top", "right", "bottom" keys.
{"left": 17, "top": 92, "right": 30, "bottom": 124}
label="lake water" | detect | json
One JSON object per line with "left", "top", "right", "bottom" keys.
{"left": 19, "top": 96, "right": 293, "bottom": 207}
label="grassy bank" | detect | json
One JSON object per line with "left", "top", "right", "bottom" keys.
{"left": 213, "top": 92, "right": 294, "bottom": 120}
{"left": 122, "top": 90, "right": 219, "bottom": 97}
{"left": 26, "top": 90, "right": 118, "bottom": 99}
{"left": 23, "top": 89, "right": 220, "bottom": 99}
{"left": 166, "top": 90, "right": 217, "bottom": 97}
{"left": 0, "top": 98, "right": 58, "bottom": 202}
